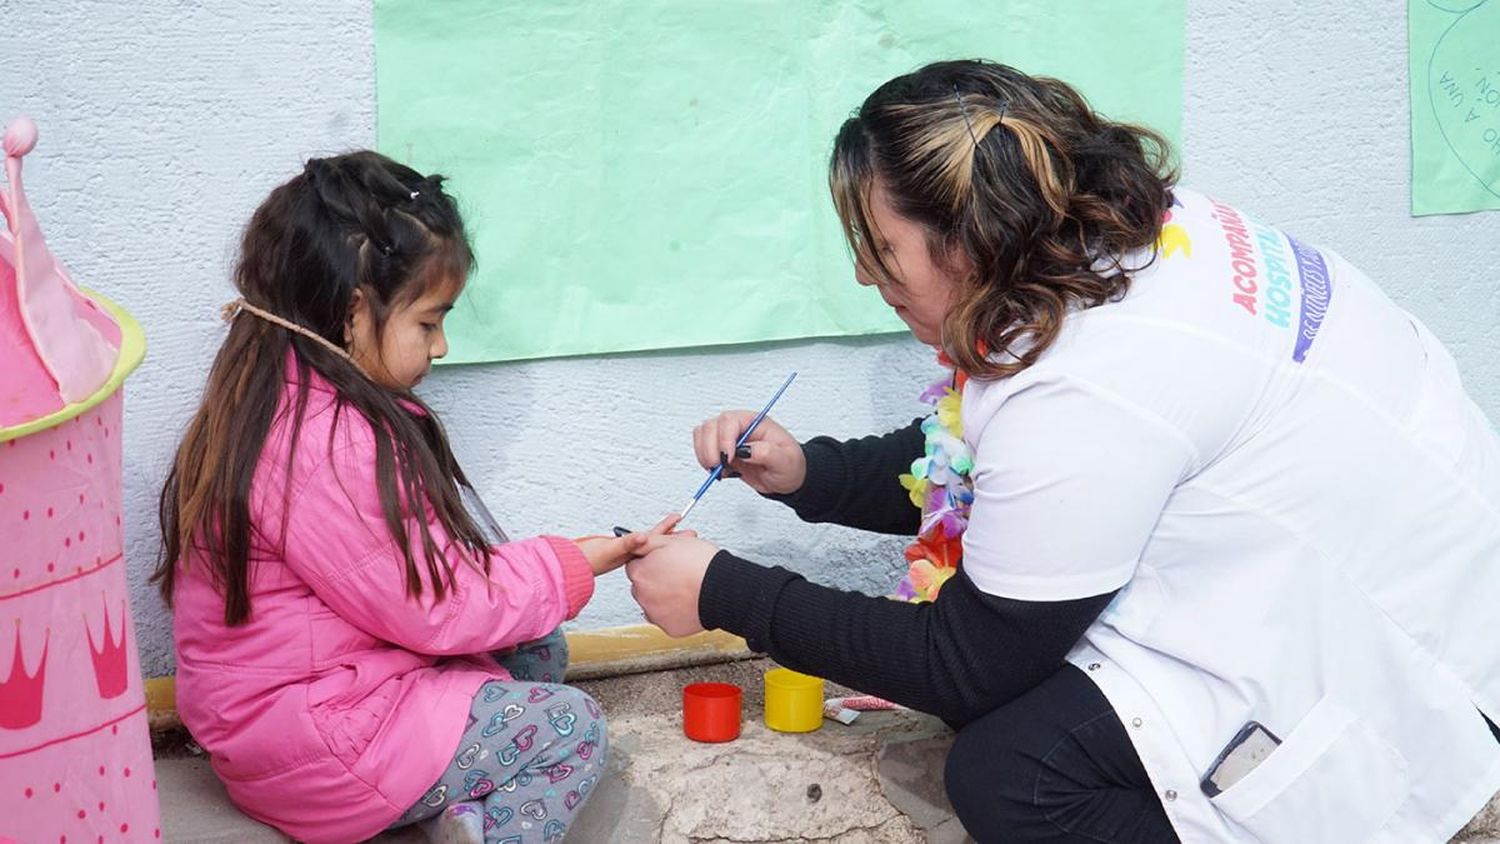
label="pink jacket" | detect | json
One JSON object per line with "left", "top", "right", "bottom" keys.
{"left": 172, "top": 365, "right": 593, "bottom": 843}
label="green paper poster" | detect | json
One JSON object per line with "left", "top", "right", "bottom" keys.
{"left": 376, "top": 1, "right": 1185, "bottom": 363}
{"left": 1410, "top": 0, "right": 1500, "bottom": 216}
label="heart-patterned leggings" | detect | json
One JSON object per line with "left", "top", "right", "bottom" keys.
{"left": 390, "top": 629, "right": 608, "bottom": 842}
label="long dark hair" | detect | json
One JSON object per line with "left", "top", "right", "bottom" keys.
{"left": 830, "top": 60, "right": 1177, "bottom": 378}
{"left": 155, "top": 151, "right": 500, "bottom": 626}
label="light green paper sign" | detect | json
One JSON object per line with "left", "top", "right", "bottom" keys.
{"left": 376, "top": 1, "right": 1185, "bottom": 363}
{"left": 1410, "top": 0, "right": 1500, "bottom": 216}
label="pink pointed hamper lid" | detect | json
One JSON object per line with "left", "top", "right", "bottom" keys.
{"left": 1, "top": 117, "right": 143, "bottom": 438}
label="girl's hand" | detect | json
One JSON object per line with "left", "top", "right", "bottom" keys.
{"left": 625, "top": 530, "right": 721, "bottom": 637}
{"left": 574, "top": 533, "right": 647, "bottom": 576}
{"left": 692, "top": 410, "right": 806, "bottom": 495}
{"left": 574, "top": 514, "right": 686, "bottom": 577}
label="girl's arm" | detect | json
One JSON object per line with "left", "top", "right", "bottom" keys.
{"left": 280, "top": 441, "right": 593, "bottom": 656}
{"left": 765, "top": 417, "right": 926, "bottom": 536}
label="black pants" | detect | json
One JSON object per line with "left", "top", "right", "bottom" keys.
{"left": 945, "top": 665, "right": 1500, "bottom": 843}
{"left": 944, "top": 663, "right": 1179, "bottom": 843}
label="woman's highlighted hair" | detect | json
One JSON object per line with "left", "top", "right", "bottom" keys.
{"left": 831, "top": 60, "right": 1177, "bottom": 378}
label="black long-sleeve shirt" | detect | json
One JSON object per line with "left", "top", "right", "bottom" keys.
{"left": 698, "top": 420, "right": 1115, "bottom": 728}
{"left": 764, "top": 418, "right": 928, "bottom": 535}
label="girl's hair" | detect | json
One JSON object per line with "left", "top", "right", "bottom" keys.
{"left": 154, "top": 151, "right": 501, "bottom": 626}
{"left": 830, "top": 60, "right": 1177, "bottom": 379}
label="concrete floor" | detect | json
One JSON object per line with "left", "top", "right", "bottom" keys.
{"left": 155, "top": 658, "right": 967, "bottom": 843}
{"left": 155, "top": 658, "right": 1500, "bottom": 843}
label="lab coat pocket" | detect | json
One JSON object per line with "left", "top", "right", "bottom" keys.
{"left": 1210, "top": 696, "right": 1407, "bottom": 842}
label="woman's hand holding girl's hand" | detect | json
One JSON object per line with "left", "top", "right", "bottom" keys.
{"left": 625, "top": 528, "right": 721, "bottom": 638}
{"left": 693, "top": 410, "right": 806, "bottom": 495}
{"left": 574, "top": 514, "right": 686, "bottom": 577}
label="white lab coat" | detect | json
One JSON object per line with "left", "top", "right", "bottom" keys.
{"left": 959, "top": 188, "right": 1500, "bottom": 842}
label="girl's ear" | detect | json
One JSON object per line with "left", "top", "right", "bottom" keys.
{"left": 345, "top": 288, "right": 366, "bottom": 346}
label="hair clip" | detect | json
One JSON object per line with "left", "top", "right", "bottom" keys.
{"left": 409, "top": 190, "right": 420, "bottom": 200}
{"left": 952, "top": 84, "right": 980, "bottom": 148}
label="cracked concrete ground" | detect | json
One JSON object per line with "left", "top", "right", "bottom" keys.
{"left": 156, "top": 658, "right": 963, "bottom": 843}
{"left": 563, "top": 658, "right": 967, "bottom": 842}
{"left": 155, "top": 658, "right": 1500, "bottom": 842}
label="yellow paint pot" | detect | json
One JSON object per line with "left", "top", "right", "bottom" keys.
{"left": 763, "top": 668, "right": 824, "bottom": 733}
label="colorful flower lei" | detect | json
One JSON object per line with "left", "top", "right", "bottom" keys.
{"left": 894, "top": 354, "right": 973, "bottom": 602}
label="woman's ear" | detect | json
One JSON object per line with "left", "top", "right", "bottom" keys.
{"left": 944, "top": 238, "right": 975, "bottom": 287}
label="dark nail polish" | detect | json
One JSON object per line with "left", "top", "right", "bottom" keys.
{"left": 719, "top": 451, "right": 729, "bottom": 467}
{"left": 726, "top": 471, "right": 742, "bottom": 479}
{"left": 735, "top": 445, "right": 752, "bottom": 459}
{"left": 612, "top": 526, "right": 632, "bottom": 537}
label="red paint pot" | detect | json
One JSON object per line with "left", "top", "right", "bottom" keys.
{"left": 682, "top": 682, "right": 742, "bottom": 743}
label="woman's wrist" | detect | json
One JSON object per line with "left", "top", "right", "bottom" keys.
{"left": 763, "top": 440, "right": 838, "bottom": 510}
{"left": 698, "top": 550, "right": 800, "bottom": 648}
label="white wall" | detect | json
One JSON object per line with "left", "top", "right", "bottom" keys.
{"left": 2, "top": 1, "right": 1497, "bottom": 677}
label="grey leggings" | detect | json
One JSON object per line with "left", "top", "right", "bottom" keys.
{"left": 391, "top": 630, "right": 608, "bottom": 842}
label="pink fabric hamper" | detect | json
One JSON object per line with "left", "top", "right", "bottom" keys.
{"left": 0, "top": 117, "right": 156, "bottom": 842}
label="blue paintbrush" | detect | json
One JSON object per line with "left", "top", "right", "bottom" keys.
{"left": 677, "top": 371, "right": 797, "bottom": 524}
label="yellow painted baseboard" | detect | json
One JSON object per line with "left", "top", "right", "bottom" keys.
{"left": 146, "top": 625, "right": 750, "bottom": 731}
{"left": 566, "top": 625, "right": 750, "bottom": 678}
{"left": 145, "top": 676, "right": 178, "bottom": 730}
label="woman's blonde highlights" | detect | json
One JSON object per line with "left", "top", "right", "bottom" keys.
{"left": 831, "top": 60, "right": 1176, "bottom": 379}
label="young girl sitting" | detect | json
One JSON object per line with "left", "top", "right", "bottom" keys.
{"left": 155, "top": 151, "right": 636, "bottom": 843}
